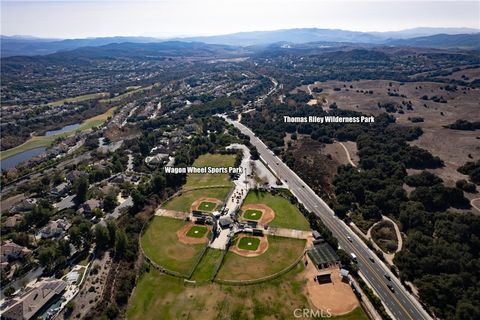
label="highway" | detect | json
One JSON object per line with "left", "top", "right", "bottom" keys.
{"left": 228, "top": 118, "right": 432, "bottom": 320}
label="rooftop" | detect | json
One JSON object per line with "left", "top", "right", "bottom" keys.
{"left": 1, "top": 278, "right": 67, "bottom": 320}
{"left": 307, "top": 243, "right": 340, "bottom": 267}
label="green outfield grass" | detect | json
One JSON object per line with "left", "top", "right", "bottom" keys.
{"left": 99, "top": 84, "right": 157, "bottom": 103}
{"left": 127, "top": 263, "right": 313, "bottom": 320}
{"left": 0, "top": 106, "right": 117, "bottom": 160}
{"left": 127, "top": 263, "right": 367, "bottom": 320}
{"left": 237, "top": 237, "right": 260, "bottom": 251}
{"left": 243, "top": 209, "right": 262, "bottom": 220}
{"left": 184, "top": 153, "right": 236, "bottom": 189}
{"left": 46, "top": 92, "right": 109, "bottom": 107}
{"left": 186, "top": 225, "right": 208, "bottom": 238}
{"left": 141, "top": 216, "right": 206, "bottom": 275}
{"left": 162, "top": 187, "right": 229, "bottom": 213}
{"left": 190, "top": 248, "right": 224, "bottom": 281}
{"left": 332, "top": 307, "right": 369, "bottom": 320}
{"left": 217, "top": 236, "right": 306, "bottom": 281}
{"left": 197, "top": 201, "right": 217, "bottom": 211}
{"left": 243, "top": 191, "right": 310, "bottom": 230}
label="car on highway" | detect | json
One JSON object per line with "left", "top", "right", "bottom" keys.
{"left": 369, "top": 256, "right": 375, "bottom": 263}
{"left": 387, "top": 284, "right": 395, "bottom": 293}
{"left": 384, "top": 274, "right": 391, "bottom": 281}
{"left": 350, "top": 252, "right": 357, "bottom": 262}
{"left": 347, "top": 236, "right": 352, "bottom": 242}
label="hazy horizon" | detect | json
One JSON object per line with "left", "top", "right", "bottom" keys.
{"left": 1, "top": 0, "right": 479, "bottom": 39}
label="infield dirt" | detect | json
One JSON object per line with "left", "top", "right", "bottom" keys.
{"left": 240, "top": 204, "right": 275, "bottom": 224}
{"left": 230, "top": 234, "right": 269, "bottom": 257}
{"left": 177, "top": 223, "right": 212, "bottom": 245}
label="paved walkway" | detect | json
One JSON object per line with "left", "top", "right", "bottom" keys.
{"left": 265, "top": 227, "right": 311, "bottom": 240}
{"left": 210, "top": 229, "right": 231, "bottom": 250}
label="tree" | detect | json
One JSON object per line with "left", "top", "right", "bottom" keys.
{"left": 58, "top": 239, "right": 71, "bottom": 257}
{"left": 68, "top": 226, "right": 82, "bottom": 249}
{"left": 131, "top": 189, "right": 145, "bottom": 212}
{"left": 95, "top": 224, "right": 110, "bottom": 250}
{"left": 114, "top": 229, "right": 127, "bottom": 259}
{"left": 4, "top": 287, "right": 15, "bottom": 298}
{"left": 106, "top": 221, "right": 118, "bottom": 247}
{"left": 37, "top": 245, "right": 57, "bottom": 268}
{"left": 73, "top": 176, "right": 89, "bottom": 204}
{"left": 103, "top": 193, "right": 118, "bottom": 212}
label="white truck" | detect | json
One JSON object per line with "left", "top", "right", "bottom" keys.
{"left": 350, "top": 252, "right": 358, "bottom": 262}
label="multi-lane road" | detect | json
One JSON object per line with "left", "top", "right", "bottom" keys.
{"left": 228, "top": 118, "right": 432, "bottom": 320}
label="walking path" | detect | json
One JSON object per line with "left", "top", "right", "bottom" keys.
{"left": 471, "top": 197, "right": 480, "bottom": 214}
{"left": 338, "top": 142, "right": 357, "bottom": 167}
{"left": 352, "top": 215, "right": 403, "bottom": 266}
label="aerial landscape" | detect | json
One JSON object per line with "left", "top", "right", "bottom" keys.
{"left": 0, "top": 0, "right": 479, "bottom": 319}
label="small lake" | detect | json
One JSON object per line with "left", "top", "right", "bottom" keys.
{"left": 1, "top": 147, "right": 47, "bottom": 171}
{"left": 1, "top": 123, "right": 81, "bottom": 171}
{"left": 45, "top": 123, "right": 80, "bottom": 136}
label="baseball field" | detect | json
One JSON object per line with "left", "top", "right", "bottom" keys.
{"left": 216, "top": 236, "right": 306, "bottom": 281}
{"left": 243, "top": 190, "right": 310, "bottom": 230}
{"left": 141, "top": 216, "right": 207, "bottom": 275}
{"left": 161, "top": 187, "right": 230, "bottom": 213}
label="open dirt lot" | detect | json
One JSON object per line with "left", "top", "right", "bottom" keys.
{"left": 304, "top": 263, "right": 359, "bottom": 316}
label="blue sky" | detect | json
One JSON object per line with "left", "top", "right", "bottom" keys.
{"left": 1, "top": 0, "right": 479, "bottom": 39}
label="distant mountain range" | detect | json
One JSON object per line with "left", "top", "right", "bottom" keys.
{"left": 1, "top": 27, "right": 479, "bottom": 57}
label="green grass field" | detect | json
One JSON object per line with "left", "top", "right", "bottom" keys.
{"left": 0, "top": 106, "right": 117, "bottom": 160}
{"left": 332, "top": 307, "right": 369, "bottom": 320}
{"left": 184, "top": 153, "right": 236, "bottom": 189}
{"left": 190, "top": 248, "right": 224, "bottom": 282}
{"left": 141, "top": 217, "right": 206, "bottom": 275}
{"left": 197, "top": 201, "right": 217, "bottom": 212}
{"left": 128, "top": 263, "right": 331, "bottom": 320}
{"left": 162, "top": 187, "right": 229, "bottom": 213}
{"left": 243, "top": 209, "right": 262, "bottom": 220}
{"left": 186, "top": 225, "right": 208, "bottom": 238}
{"left": 217, "top": 236, "right": 306, "bottom": 281}
{"left": 127, "top": 263, "right": 368, "bottom": 320}
{"left": 99, "top": 84, "right": 158, "bottom": 103}
{"left": 46, "top": 92, "right": 109, "bottom": 107}
{"left": 237, "top": 237, "right": 260, "bottom": 251}
{"left": 243, "top": 191, "right": 310, "bottom": 231}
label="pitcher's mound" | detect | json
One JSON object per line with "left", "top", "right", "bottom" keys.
{"left": 177, "top": 223, "right": 211, "bottom": 245}
{"left": 240, "top": 204, "right": 275, "bottom": 224}
{"left": 230, "top": 234, "right": 269, "bottom": 257}
{"left": 191, "top": 197, "right": 223, "bottom": 213}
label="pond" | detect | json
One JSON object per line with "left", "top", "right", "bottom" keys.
{"left": 45, "top": 123, "right": 80, "bottom": 136}
{"left": 1, "top": 147, "right": 47, "bottom": 171}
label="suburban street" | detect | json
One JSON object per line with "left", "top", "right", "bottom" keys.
{"left": 228, "top": 118, "right": 432, "bottom": 320}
